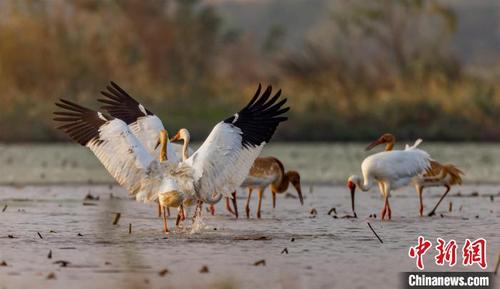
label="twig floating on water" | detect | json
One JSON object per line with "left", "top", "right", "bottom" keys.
{"left": 46, "top": 272, "right": 56, "bottom": 279}
{"left": 129, "top": 223, "right": 132, "bottom": 234}
{"left": 7, "top": 235, "right": 15, "bottom": 239}
{"left": 253, "top": 259, "right": 266, "bottom": 266}
{"left": 281, "top": 248, "right": 288, "bottom": 254}
{"left": 82, "top": 202, "right": 97, "bottom": 206}
{"left": 2, "top": 205, "right": 7, "bottom": 212}
{"left": 199, "top": 265, "right": 209, "bottom": 273}
{"left": 367, "top": 222, "right": 383, "bottom": 244}
{"left": 327, "top": 208, "right": 337, "bottom": 215}
{"left": 37, "top": 232, "right": 43, "bottom": 239}
{"left": 0, "top": 260, "right": 7, "bottom": 266}
{"left": 310, "top": 208, "right": 318, "bottom": 215}
{"left": 158, "top": 268, "right": 169, "bottom": 276}
{"left": 48, "top": 250, "right": 52, "bottom": 259}
{"left": 233, "top": 235, "right": 272, "bottom": 241}
{"left": 53, "top": 260, "right": 70, "bottom": 267}
{"left": 84, "top": 192, "right": 99, "bottom": 201}
{"left": 112, "top": 213, "right": 121, "bottom": 225}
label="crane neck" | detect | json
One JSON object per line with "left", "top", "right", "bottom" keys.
{"left": 273, "top": 173, "right": 290, "bottom": 193}
{"left": 385, "top": 142, "right": 394, "bottom": 151}
{"left": 356, "top": 177, "right": 371, "bottom": 192}
{"left": 160, "top": 131, "right": 168, "bottom": 162}
{"left": 181, "top": 135, "right": 190, "bottom": 161}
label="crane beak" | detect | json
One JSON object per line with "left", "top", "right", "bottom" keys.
{"left": 365, "top": 139, "right": 382, "bottom": 151}
{"left": 348, "top": 181, "right": 357, "bottom": 218}
{"left": 292, "top": 181, "right": 303, "bottom": 206}
{"left": 170, "top": 132, "right": 180, "bottom": 142}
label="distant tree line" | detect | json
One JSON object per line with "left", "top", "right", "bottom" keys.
{"left": 0, "top": 0, "right": 498, "bottom": 142}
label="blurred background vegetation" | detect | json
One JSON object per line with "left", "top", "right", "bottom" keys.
{"left": 0, "top": 0, "right": 499, "bottom": 142}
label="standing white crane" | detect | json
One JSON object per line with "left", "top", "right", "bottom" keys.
{"left": 365, "top": 133, "right": 464, "bottom": 216}
{"left": 54, "top": 83, "right": 289, "bottom": 232}
{"left": 347, "top": 140, "right": 432, "bottom": 220}
{"left": 168, "top": 128, "right": 198, "bottom": 223}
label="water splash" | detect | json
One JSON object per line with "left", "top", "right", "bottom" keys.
{"left": 190, "top": 212, "right": 208, "bottom": 234}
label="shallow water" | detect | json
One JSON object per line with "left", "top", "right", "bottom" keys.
{"left": 0, "top": 184, "right": 498, "bottom": 289}
{"left": 1, "top": 142, "right": 500, "bottom": 184}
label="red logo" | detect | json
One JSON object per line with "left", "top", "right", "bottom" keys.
{"left": 408, "top": 236, "right": 432, "bottom": 270}
{"left": 435, "top": 238, "right": 457, "bottom": 267}
{"left": 409, "top": 237, "right": 487, "bottom": 270}
{"left": 462, "top": 238, "right": 487, "bottom": 269}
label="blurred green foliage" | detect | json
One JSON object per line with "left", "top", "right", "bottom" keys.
{"left": 0, "top": 0, "right": 498, "bottom": 142}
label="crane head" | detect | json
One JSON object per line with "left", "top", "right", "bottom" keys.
{"left": 286, "top": 171, "right": 303, "bottom": 206}
{"left": 170, "top": 128, "right": 190, "bottom": 143}
{"left": 365, "top": 133, "right": 396, "bottom": 151}
{"left": 347, "top": 175, "right": 359, "bottom": 218}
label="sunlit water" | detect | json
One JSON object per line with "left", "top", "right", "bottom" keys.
{"left": 0, "top": 184, "right": 498, "bottom": 289}
{"left": 0, "top": 144, "right": 499, "bottom": 288}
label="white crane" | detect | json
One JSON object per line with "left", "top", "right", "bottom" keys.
{"left": 347, "top": 140, "right": 432, "bottom": 220}
{"left": 54, "top": 83, "right": 289, "bottom": 232}
{"left": 365, "top": 133, "right": 464, "bottom": 216}
{"left": 98, "top": 82, "right": 193, "bottom": 218}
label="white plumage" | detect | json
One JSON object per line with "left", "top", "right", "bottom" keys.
{"left": 186, "top": 122, "right": 265, "bottom": 200}
{"left": 348, "top": 139, "right": 432, "bottom": 220}
{"left": 54, "top": 82, "right": 288, "bottom": 232}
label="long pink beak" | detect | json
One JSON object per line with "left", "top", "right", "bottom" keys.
{"left": 365, "top": 139, "right": 382, "bottom": 151}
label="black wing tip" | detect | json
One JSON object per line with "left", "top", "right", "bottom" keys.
{"left": 53, "top": 99, "right": 106, "bottom": 146}
{"left": 225, "top": 83, "right": 289, "bottom": 148}
{"left": 98, "top": 81, "right": 154, "bottom": 122}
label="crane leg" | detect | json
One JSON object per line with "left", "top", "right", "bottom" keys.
{"left": 225, "top": 191, "right": 238, "bottom": 218}
{"left": 257, "top": 188, "right": 264, "bottom": 219}
{"left": 232, "top": 191, "right": 238, "bottom": 218}
{"left": 166, "top": 207, "right": 170, "bottom": 217}
{"left": 417, "top": 186, "right": 424, "bottom": 217}
{"left": 157, "top": 202, "right": 161, "bottom": 218}
{"left": 272, "top": 191, "right": 277, "bottom": 209}
{"left": 209, "top": 204, "right": 215, "bottom": 215}
{"left": 162, "top": 206, "right": 169, "bottom": 233}
{"left": 181, "top": 205, "right": 186, "bottom": 221}
{"left": 381, "top": 184, "right": 392, "bottom": 220}
{"left": 381, "top": 201, "right": 387, "bottom": 221}
{"left": 245, "top": 188, "right": 253, "bottom": 219}
{"left": 193, "top": 200, "right": 202, "bottom": 221}
{"left": 428, "top": 185, "right": 451, "bottom": 216}
{"left": 387, "top": 199, "right": 392, "bottom": 220}
{"left": 175, "top": 205, "right": 183, "bottom": 227}
{"left": 225, "top": 197, "right": 233, "bottom": 214}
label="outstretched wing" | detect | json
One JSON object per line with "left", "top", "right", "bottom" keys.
{"left": 185, "top": 84, "right": 289, "bottom": 199}
{"left": 53, "top": 99, "right": 161, "bottom": 201}
{"left": 98, "top": 81, "right": 180, "bottom": 163}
